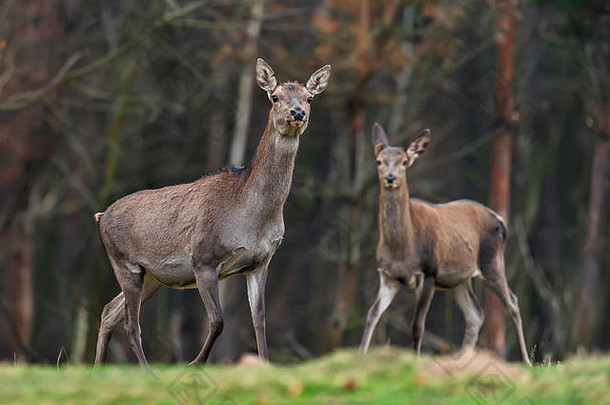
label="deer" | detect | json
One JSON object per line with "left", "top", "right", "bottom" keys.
{"left": 93, "top": 58, "right": 331, "bottom": 366}
{"left": 359, "top": 123, "right": 531, "bottom": 365}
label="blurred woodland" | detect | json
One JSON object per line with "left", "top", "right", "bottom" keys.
{"left": 0, "top": 0, "right": 609, "bottom": 365}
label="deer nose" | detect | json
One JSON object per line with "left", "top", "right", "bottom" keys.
{"left": 385, "top": 174, "right": 395, "bottom": 184}
{"left": 290, "top": 107, "right": 305, "bottom": 121}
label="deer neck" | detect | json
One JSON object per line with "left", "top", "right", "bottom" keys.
{"left": 379, "top": 179, "right": 416, "bottom": 258}
{"left": 243, "top": 119, "right": 300, "bottom": 214}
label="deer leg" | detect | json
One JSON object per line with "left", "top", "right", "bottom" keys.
{"left": 453, "top": 279, "right": 484, "bottom": 349}
{"left": 482, "top": 256, "right": 531, "bottom": 365}
{"left": 118, "top": 274, "right": 148, "bottom": 366}
{"left": 95, "top": 274, "right": 162, "bottom": 365}
{"left": 359, "top": 272, "right": 401, "bottom": 353}
{"left": 190, "top": 266, "right": 223, "bottom": 365}
{"left": 246, "top": 266, "right": 269, "bottom": 360}
{"left": 412, "top": 276, "right": 435, "bottom": 355}
{"left": 95, "top": 292, "right": 125, "bottom": 365}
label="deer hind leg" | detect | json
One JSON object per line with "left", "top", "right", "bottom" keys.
{"left": 247, "top": 265, "right": 269, "bottom": 360}
{"left": 481, "top": 254, "right": 531, "bottom": 365}
{"left": 359, "top": 272, "right": 401, "bottom": 353}
{"left": 190, "top": 265, "right": 223, "bottom": 365}
{"left": 114, "top": 263, "right": 152, "bottom": 366}
{"left": 453, "top": 279, "right": 484, "bottom": 349}
{"left": 95, "top": 292, "right": 124, "bottom": 365}
{"left": 95, "top": 273, "right": 162, "bottom": 365}
{"left": 412, "top": 276, "right": 435, "bottom": 355}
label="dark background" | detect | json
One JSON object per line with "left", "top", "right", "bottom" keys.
{"left": 0, "top": 0, "right": 608, "bottom": 365}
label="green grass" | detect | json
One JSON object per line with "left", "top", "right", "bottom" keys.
{"left": 1, "top": 348, "right": 610, "bottom": 404}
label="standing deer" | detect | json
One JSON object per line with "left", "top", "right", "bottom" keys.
{"left": 94, "top": 58, "right": 331, "bottom": 366}
{"left": 359, "top": 123, "right": 530, "bottom": 365}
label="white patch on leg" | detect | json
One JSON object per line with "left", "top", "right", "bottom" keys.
{"left": 360, "top": 271, "right": 400, "bottom": 353}
{"left": 247, "top": 267, "right": 268, "bottom": 310}
{"left": 378, "top": 273, "right": 400, "bottom": 311}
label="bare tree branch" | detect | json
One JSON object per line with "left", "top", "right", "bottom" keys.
{"left": 0, "top": 1, "right": 207, "bottom": 112}
{"left": 0, "top": 47, "right": 16, "bottom": 94}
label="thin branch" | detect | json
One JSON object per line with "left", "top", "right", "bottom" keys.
{"left": 514, "top": 216, "right": 566, "bottom": 354}
{"left": 56, "top": 346, "right": 70, "bottom": 369}
{"left": 169, "top": 19, "right": 247, "bottom": 30}
{"left": 163, "top": 0, "right": 179, "bottom": 11}
{"left": 514, "top": 217, "right": 558, "bottom": 303}
{"left": 50, "top": 156, "right": 98, "bottom": 212}
{"left": 0, "top": 47, "right": 16, "bottom": 94}
{"left": 0, "top": 52, "right": 83, "bottom": 110}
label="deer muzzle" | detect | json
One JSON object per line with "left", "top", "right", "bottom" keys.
{"left": 290, "top": 107, "right": 305, "bottom": 121}
{"left": 384, "top": 174, "right": 399, "bottom": 189}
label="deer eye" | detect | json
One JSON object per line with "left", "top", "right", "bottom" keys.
{"left": 375, "top": 160, "right": 382, "bottom": 166}
{"left": 402, "top": 160, "right": 408, "bottom": 166}
{"left": 307, "top": 96, "right": 313, "bottom": 104}
{"left": 271, "top": 95, "right": 279, "bottom": 103}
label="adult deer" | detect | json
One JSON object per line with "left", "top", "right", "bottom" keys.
{"left": 94, "top": 58, "right": 331, "bottom": 366}
{"left": 359, "top": 123, "right": 530, "bottom": 365}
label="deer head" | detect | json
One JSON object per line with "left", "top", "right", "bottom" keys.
{"left": 373, "top": 123, "right": 431, "bottom": 189}
{"left": 256, "top": 58, "right": 331, "bottom": 137}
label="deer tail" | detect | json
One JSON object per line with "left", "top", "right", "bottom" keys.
{"left": 497, "top": 216, "right": 507, "bottom": 241}
{"left": 93, "top": 212, "right": 104, "bottom": 223}
{"left": 490, "top": 211, "right": 507, "bottom": 241}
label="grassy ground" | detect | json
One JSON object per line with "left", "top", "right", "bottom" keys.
{"left": 1, "top": 348, "right": 609, "bottom": 404}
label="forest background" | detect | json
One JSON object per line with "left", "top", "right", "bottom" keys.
{"left": 0, "top": 0, "right": 609, "bottom": 365}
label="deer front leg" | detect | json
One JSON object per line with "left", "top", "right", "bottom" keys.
{"left": 359, "top": 272, "right": 401, "bottom": 353}
{"left": 191, "top": 266, "right": 223, "bottom": 365}
{"left": 246, "top": 265, "right": 269, "bottom": 360}
{"left": 412, "top": 276, "right": 435, "bottom": 355}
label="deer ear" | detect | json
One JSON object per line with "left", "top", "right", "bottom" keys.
{"left": 256, "top": 58, "right": 277, "bottom": 93}
{"left": 372, "top": 123, "right": 389, "bottom": 155}
{"left": 405, "top": 129, "right": 431, "bottom": 164}
{"left": 306, "top": 65, "right": 331, "bottom": 95}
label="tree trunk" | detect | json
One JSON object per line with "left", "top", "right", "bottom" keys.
{"left": 0, "top": 0, "right": 65, "bottom": 361}
{"left": 326, "top": 0, "right": 370, "bottom": 350}
{"left": 388, "top": 7, "right": 415, "bottom": 137}
{"left": 228, "top": 0, "right": 265, "bottom": 167}
{"left": 575, "top": 137, "right": 609, "bottom": 349}
{"left": 207, "top": 65, "right": 230, "bottom": 171}
{"left": 575, "top": 67, "right": 610, "bottom": 349}
{"left": 484, "top": 0, "right": 516, "bottom": 357}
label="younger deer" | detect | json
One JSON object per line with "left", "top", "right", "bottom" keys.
{"left": 359, "top": 123, "right": 530, "bottom": 365}
{"left": 94, "top": 58, "right": 331, "bottom": 366}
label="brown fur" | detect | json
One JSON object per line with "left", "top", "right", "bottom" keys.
{"left": 94, "top": 59, "right": 331, "bottom": 366}
{"left": 359, "top": 123, "right": 530, "bottom": 365}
